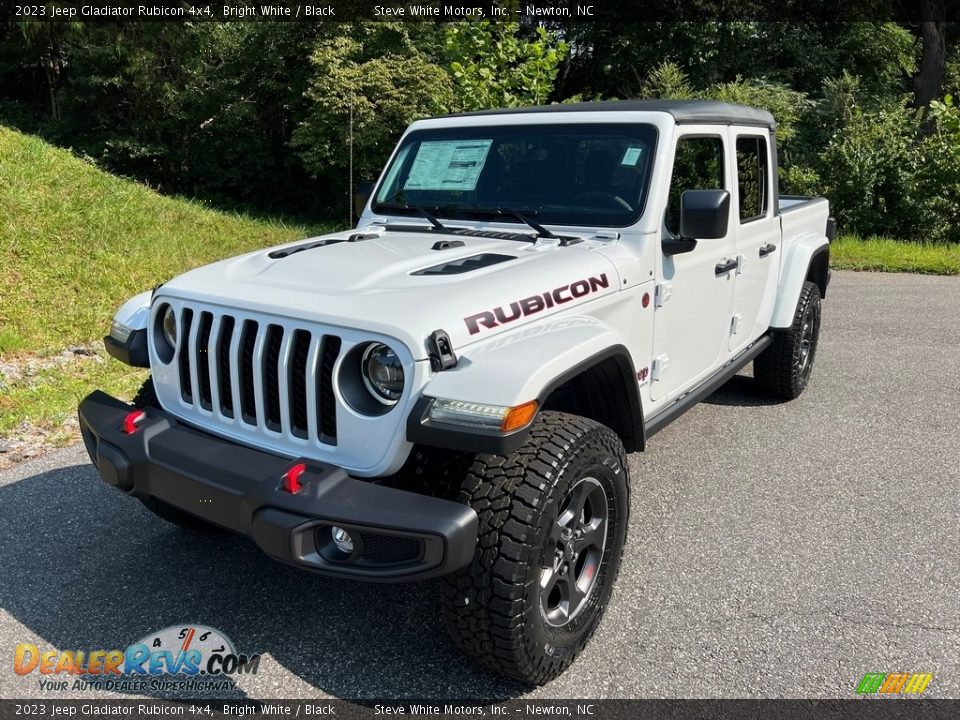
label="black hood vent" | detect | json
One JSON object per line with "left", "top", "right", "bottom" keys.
{"left": 451, "top": 228, "right": 534, "bottom": 241}
{"left": 385, "top": 225, "right": 536, "bottom": 242}
{"left": 268, "top": 232, "right": 378, "bottom": 259}
{"left": 412, "top": 253, "right": 516, "bottom": 276}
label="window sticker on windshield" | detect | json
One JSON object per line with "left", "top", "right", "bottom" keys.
{"left": 620, "top": 146, "right": 644, "bottom": 166}
{"left": 404, "top": 140, "right": 493, "bottom": 191}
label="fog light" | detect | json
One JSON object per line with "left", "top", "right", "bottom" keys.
{"left": 331, "top": 526, "right": 354, "bottom": 554}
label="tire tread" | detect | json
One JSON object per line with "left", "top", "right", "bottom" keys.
{"left": 754, "top": 280, "right": 821, "bottom": 399}
{"left": 441, "top": 411, "right": 629, "bottom": 684}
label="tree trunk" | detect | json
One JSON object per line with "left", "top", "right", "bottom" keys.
{"left": 44, "top": 58, "right": 60, "bottom": 122}
{"left": 913, "top": 2, "right": 947, "bottom": 133}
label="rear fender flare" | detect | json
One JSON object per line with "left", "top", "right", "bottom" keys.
{"left": 770, "top": 233, "right": 829, "bottom": 329}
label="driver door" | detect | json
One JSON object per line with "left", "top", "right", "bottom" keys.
{"left": 650, "top": 129, "right": 737, "bottom": 402}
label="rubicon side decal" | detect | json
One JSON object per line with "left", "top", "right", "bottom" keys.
{"left": 464, "top": 274, "right": 610, "bottom": 335}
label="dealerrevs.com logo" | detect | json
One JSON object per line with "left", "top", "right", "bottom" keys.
{"left": 14, "top": 625, "right": 260, "bottom": 693}
{"left": 856, "top": 672, "right": 933, "bottom": 696}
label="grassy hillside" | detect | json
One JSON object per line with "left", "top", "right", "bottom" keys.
{"left": 0, "top": 127, "right": 327, "bottom": 354}
{"left": 0, "top": 127, "right": 330, "bottom": 451}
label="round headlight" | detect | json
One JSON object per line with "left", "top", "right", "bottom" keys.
{"left": 161, "top": 305, "right": 178, "bottom": 349}
{"left": 361, "top": 343, "right": 404, "bottom": 405}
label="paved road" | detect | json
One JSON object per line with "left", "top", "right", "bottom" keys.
{"left": 1, "top": 271, "right": 958, "bottom": 701}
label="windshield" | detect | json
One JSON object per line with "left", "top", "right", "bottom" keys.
{"left": 373, "top": 123, "right": 658, "bottom": 228}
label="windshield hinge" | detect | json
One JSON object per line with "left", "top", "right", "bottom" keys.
{"left": 530, "top": 237, "right": 562, "bottom": 250}
{"left": 592, "top": 231, "right": 620, "bottom": 241}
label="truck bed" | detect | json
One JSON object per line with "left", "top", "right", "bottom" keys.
{"left": 779, "top": 195, "right": 831, "bottom": 242}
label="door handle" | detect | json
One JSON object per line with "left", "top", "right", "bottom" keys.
{"left": 759, "top": 243, "right": 777, "bottom": 258}
{"left": 715, "top": 258, "right": 738, "bottom": 275}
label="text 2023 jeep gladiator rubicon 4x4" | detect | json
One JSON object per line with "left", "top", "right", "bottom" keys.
{"left": 79, "top": 100, "right": 833, "bottom": 684}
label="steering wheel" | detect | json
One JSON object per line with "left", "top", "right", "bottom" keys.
{"left": 571, "top": 191, "right": 633, "bottom": 212}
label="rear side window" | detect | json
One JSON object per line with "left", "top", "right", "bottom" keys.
{"left": 666, "top": 136, "right": 725, "bottom": 236}
{"left": 736, "top": 136, "right": 769, "bottom": 222}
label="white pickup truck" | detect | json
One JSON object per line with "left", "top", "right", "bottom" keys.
{"left": 79, "top": 100, "right": 833, "bottom": 684}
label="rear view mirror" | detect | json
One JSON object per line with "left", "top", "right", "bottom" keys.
{"left": 354, "top": 181, "right": 374, "bottom": 219}
{"left": 680, "top": 189, "right": 730, "bottom": 240}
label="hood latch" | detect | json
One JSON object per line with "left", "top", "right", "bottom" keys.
{"left": 428, "top": 329, "right": 458, "bottom": 372}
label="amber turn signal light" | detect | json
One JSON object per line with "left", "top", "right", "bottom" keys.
{"left": 501, "top": 400, "right": 538, "bottom": 432}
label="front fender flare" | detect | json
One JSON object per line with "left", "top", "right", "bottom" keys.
{"left": 407, "top": 316, "right": 644, "bottom": 455}
{"left": 103, "top": 291, "right": 153, "bottom": 367}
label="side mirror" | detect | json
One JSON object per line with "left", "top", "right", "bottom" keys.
{"left": 680, "top": 189, "right": 730, "bottom": 240}
{"left": 354, "top": 181, "right": 374, "bottom": 219}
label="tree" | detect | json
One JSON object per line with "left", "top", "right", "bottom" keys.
{"left": 292, "top": 24, "right": 455, "bottom": 206}
{"left": 444, "top": 21, "right": 570, "bottom": 111}
{"left": 913, "top": 0, "right": 947, "bottom": 129}
{"left": 14, "top": 20, "right": 82, "bottom": 121}
{"left": 639, "top": 62, "right": 808, "bottom": 144}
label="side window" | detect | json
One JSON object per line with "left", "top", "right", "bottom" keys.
{"left": 735, "top": 136, "right": 769, "bottom": 222}
{"left": 666, "top": 136, "right": 725, "bottom": 236}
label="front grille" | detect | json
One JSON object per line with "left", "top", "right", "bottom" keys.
{"left": 319, "top": 336, "right": 341, "bottom": 443}
{"left": 239, "top": 320, "right": 259, "bottom": 424}
{"left": 217, "top": 316, "right": 235, "bottom": 418}
{"left": 196, "top": 312, "right": 213, "bottom": 411}
{"left": 172, "top": 307, "right": 341, "bottom": 445}
{"left": 263, "top": 324, "right": 284, "bottom": 431}
{"left": 177, "top": 309, "right": 195, "bottom": 403}
{"left": 289, "top": 330, "right": 311, "bottom": 438}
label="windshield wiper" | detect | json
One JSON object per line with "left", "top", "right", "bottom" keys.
{"left": 497, "top": 208, "right": 559, "bottom": 239}
{"left": 375, "top": 202, "right": 451, "bottom": 233}
{"left": 456, "top": 206, "right": 558, "bottom": 240}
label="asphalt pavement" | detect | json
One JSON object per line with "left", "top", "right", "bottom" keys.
{"left": 1, "top": 270, "right": 957, "bottom": 700}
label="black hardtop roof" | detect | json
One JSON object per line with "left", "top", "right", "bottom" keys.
{"left": 450, "top": 99, "right": 776, "bottom": 130}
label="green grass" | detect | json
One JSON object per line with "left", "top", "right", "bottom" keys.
{"left": 0, "top": 126, "right": 334, "bottom": 443}
{"left": 831, "top": 235, "right": 960, "bottom": 275}
{"left": 0, "top": 126, "right": 333, "bottom": 355}
{"left": 0, "top": 355, "right": 146, "bottom": 440}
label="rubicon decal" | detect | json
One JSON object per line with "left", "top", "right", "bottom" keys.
{"left": 464, "top": 273, "right": 611, "bottom": 335}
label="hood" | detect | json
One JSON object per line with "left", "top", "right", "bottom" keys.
{"left": 159, "top": 229, "right": 621, "bottom": 360}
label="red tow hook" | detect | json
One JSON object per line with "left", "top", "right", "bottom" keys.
{"left": 283, "top": 463, "right": 307, "bottom": 494}
{"left": 122, "top": 409, "right": 146, "bottom": 435}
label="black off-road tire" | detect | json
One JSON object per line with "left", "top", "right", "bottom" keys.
{"left": 754, "top": 280, "right": 822, "bottom": 399}
{"left": 441, "top": 411, "right": 630, "bottom": 685}
{"left": 132, "top": 377, "right": 159, "bottom": 409}
{"left": 133, "top": 377, "right": 221, "bottom": 534}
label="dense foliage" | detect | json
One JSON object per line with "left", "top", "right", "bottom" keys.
{"left": 1, "top": 19, "right": 958, "bottom": 240}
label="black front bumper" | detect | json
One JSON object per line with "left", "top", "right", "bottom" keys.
{"left": 78, "top": 391, "right": 478, "bottom": 582}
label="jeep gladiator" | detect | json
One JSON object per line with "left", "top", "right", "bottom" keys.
{"left": 79, "top": 100, "right": 833, "bottom": 684}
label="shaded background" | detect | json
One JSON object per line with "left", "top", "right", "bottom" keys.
{"left": 1, "top": 18, "right": 960, "bottom": 239}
